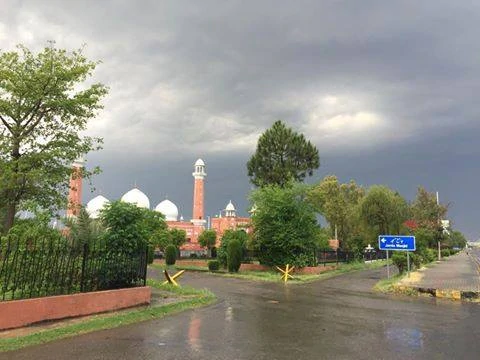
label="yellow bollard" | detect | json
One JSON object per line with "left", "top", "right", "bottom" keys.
{"left": 275, "top": 264, "right": 295, "bottom": 283}
{"left": 162, "top": 269, "right": 185, "bottom": 287}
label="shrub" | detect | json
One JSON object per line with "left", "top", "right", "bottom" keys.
{"left": 227, "top": 239, "right": 242, "bottom": 273}
{"left": 218, "top": 230, "right": 248, "bottom": 267}
{"left": 420, "top": 248, "right": 437, "bottom": 263}
{"left": 165, "top": 245, "right": 177, "bottom": 265}
{"left": 190, "top": 253, "right": 199, "bottom": 258}
{"left": 208, "top": 260, "right": 220, "bottom": 271}
{"left": 441, "top": 249, "right": 451, "bottom": 257}
{"left": 392, "top": 252, "right": 408, "bottom": 273}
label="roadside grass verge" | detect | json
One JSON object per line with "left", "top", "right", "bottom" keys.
{"left": 0, "top": 280, "right": 215, "bottom": 353}
{"left": 150, "top": 263, "right": 209, "bottom": 272}
{"left": 215, "top": 260, "right": 389, "bottom": 283}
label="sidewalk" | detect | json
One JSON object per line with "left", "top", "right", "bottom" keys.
{"left": 397, "top": 251, "right": 480, "bottom": 300}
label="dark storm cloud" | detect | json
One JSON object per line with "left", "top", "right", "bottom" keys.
{"left": 1, "top": 1, "right": 479, "bottom": 238}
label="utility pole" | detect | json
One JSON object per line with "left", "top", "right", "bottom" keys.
{"left": 437, "top": 191, "right": 441, "bottom": 261}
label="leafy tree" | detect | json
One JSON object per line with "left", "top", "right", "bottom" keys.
{"left": 198, "top": 229, "right": 217, "bottom": 257}
{"left": 411, "top": 187, "right": 448, "bottom": 230}
{"left": 100, "top": 201, "right": 165, "bottom": 255}
{"left": 247, "top": 120, "right": 320, "bottom": 188}
{"left": 151, "top": 229, "right": 173, "bottom": 251}
{"left": 308, "top": 175, "right": 364, "bottom": 247}
{"left": 169, "top": 228, "right": 187, "bottom": 248}
{"left": 250, "top": 183, "right": 319, "bottom": 267}
{"left": 359, "top": 185, "right": 408, "bottom": 238}
{"left": 64, "top": 207, "right": 104, "bottom": 248}
{"left": 227, "top": 239, "right": 242, "bottom": 273}
{"left": 445, "top": 230, "right": 467, "bottom": 249}
{"left": 218, "top": 229, "right": 248, "bottom": 267}
{"left": 0, "top": 44, "right": 108, "bottom": 231}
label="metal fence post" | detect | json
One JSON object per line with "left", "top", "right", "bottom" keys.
{"left": 80, "top": 242, "right": 88, "bottom": 292}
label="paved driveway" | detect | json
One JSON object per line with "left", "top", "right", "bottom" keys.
{"left": 3, "top": 267, "right": 480, "bottom": 360}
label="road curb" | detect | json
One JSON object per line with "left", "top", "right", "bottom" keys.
{"left": 394, "top": 284, "right": 480, "bottom": 301}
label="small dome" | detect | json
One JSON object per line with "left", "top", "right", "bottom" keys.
{"left": 226, "top": 200, "right": 236, "bottom": 211}
{"left": 195, "top": 158, "right": 205, "bottom": 166}
{"left": 86, "top": 195, "right": 110, "bottom": 219}
{"left": 121, "top": 188, "right": 150, "bottom": 209}
{"left": 155, "top": 199, "right": 179, "bottom": 221}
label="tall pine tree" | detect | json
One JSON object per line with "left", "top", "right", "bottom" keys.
{"left": 247, "top": 120, "right": 319, "bottom": 187}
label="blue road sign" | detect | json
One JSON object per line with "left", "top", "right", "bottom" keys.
{"left": 378, "top": 235, "right": 416, "bottom": 251}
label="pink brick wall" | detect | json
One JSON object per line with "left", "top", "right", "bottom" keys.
{"left": 0, "top": 286, "right": 151, "bottom": 331}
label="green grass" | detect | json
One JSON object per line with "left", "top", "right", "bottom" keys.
{"left": 0, "top": 281, "right": 215, "bottom": 353}
{"left": 373, "top": 274, "right": 405, "bottom": 293}
{"left": 215, "top": 260, "right": 389, "bottom": 283}
{"left": 150, "top": 263, "right": 209, "bottom": 272}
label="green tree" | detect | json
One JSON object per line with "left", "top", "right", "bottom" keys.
{"left": 227, "top": 239, "right": 243, "bottom": 273}
{"left": 445, "top": 230, "right": 467, "bottom": 249}
{"left": 308, "top": 175, "right": 364, "bottom": 247}
{"left": 359, "top": 185, "right": 409, "bottom": 238}
{"left": 64, "top": 207, "right": 104, "bottom": 248}
{"left": 411, "top": 187, "right": 448, "bottom": 230}
{"left": 247, "top": 120, "right": 320, "bottom": 188}
{"left": 100, "top": 201, "right": 165, "bottom": 255}
{"left": 198, "top": 229, "right": 217, "bottom": 257}
{"left": 250, "top": 183, "right": 319, "bottom": 267}
{"left": 0, "top": 44, "right": 108, "bottom": 231}
{"left": 151, "top": 229, "right": 173, "bottom": 251}
{"left": 169, "top": 228, "right": 187, "bottom": 248}
{"left": 218, "top": 229, "right": 248, "bottom": 267}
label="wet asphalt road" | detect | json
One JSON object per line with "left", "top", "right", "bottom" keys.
{"left": 3, "top": 267, "right": 480, "bottom": 360}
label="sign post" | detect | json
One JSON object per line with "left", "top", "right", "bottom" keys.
{"left": 378, "top": 235, "right": 416, "bottom": 279}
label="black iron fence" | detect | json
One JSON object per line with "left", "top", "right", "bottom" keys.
{"left": 316, "top": 249, "right": 387, "bottom": 265}
{"left": 0, "top": 237, "right": 148, "bottom": 301}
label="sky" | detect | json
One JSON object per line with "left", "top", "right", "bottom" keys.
{"left": 1, "top": 1, "right": 479, "bottom": 239}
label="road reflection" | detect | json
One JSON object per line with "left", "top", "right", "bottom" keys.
{"left": 187, "top": 314, "right": 202, "bottom": 352}
{"left": 385, "top": 326, "right": 424, "bottom": 350}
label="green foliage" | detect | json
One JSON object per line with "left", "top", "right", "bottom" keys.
{"left": 198, "top": 229, "right": 217, "bottom": 256}
{"left": 169, "top": 228, "right": 187, "bottom": 248}
{"left": 165, "top": 245, "right": 177, "bottom": 265}
{"left": 0, "top": 44, "right": 108, "bottom": 231}
{"left": 308, "top": 176, "right": 364, "bottom": 247}
{"left": 250, "top": 183, "right": 318, "bottom": 267}
{"left": 101, "top": 201, "right": 160, "bottom": 255}
{"left": 64, "top": 207, "right": 104, "bottom": 248}
{"left": 411, "top": 187, "right": 448, "bottom": 229}
{"left": 227, "top": 239, "right": 242, "bottom": 273}
{"left": 391, "top": 252, "right": 408, "bottom": 273}
{"left": 359, "top": 186, "right": 409, "bottom": 238}
{"left": 315, "top": 227, "right": 331, "bottom": 251}
{"left": 218, "top": 230, "right": 248, "bottom": 267}
{"left": 207, "top": 260, "right": 220, "bottom": 271}
{"left": 247, "top": 120, "right": 320, "bottom": 188}
{"left": 151, "top": 229, "right": 172, "bottom": 251}
{"left": 445, "top": 230, "right": 467, "bottom": 249}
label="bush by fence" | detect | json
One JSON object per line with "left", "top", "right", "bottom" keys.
{"left": 0, "top": 235, "right": 148, "bottom": 301}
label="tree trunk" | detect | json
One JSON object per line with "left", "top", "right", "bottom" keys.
{"left": 3, "top": 202, "right": 16, "bottom": 232}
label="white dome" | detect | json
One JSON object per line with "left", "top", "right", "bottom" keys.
{"left": 121, "top": 188, "right": 150, "bottom": 209}
{"left": 155, "top": 199, "right": 179, "bottom": 221}
{"left": 86, "top": 195, "right": 110, "bottom": 219}
{"left": 226, "top": 200, "right": 236, "bottom": 211}
{"left": 195, "top": 158, "right": 205, "bottom": 166}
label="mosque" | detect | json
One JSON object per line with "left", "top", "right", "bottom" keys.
{"left": 67, "top": 158, "right": 251, "bottom": 256}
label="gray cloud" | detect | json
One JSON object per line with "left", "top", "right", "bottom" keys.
{"left": 1, "top": 1, "right": 480, "bottom": 238}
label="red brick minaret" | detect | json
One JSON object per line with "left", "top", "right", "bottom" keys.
{"left": 192, "top": 158, "right": 206, "bottom": 225}
{"left": 67, "top": 158, "right": 84, "bottom": 218}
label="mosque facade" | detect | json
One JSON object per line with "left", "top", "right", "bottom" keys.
{"left": 68, "top": 158, "right": 251, "bottom": 256}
